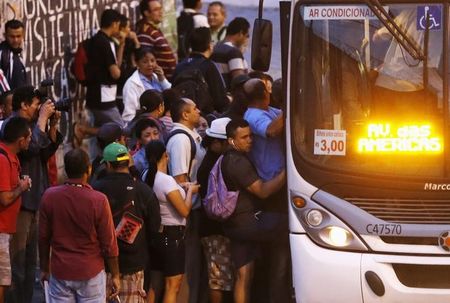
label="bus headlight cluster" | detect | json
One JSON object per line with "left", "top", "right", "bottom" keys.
{"left": 292, "top": 195, "right": 368, "bottom": 252}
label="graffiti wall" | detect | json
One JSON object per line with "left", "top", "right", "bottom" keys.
{"left": 23, "top": 0, "right": 140, "bottom": 141}
{"left": 0, "top": 0, "right": 125, "bottom": 178}
{"left": 0, "top": 0, "right": 178, "bottom": 178}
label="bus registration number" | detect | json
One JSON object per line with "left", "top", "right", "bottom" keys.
{"left": 366, "top": 224, "right": 402, "bottom": 235}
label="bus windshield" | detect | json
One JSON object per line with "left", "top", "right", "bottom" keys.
{"left": 291, "top": 3, "right": 448, "bottom": 182}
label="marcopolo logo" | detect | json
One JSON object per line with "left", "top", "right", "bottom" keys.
{"left": 424, "top": 183, "right": 450, "bottom": 190}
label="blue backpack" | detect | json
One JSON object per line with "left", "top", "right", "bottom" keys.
{"left": 203, "top": 155, "right": 239, "bottom": 221}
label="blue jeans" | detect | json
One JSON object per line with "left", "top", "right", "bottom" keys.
{"left": 48, "top": 270, "right": 106, "bottom": 303}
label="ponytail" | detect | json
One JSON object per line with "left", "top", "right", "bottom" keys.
{"left": 144, "top": 140, "right": 167, "bottom": 187}
{"left": 145, "top": 161, "right": 158, "bottom": 187}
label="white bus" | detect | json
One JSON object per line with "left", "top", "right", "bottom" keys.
{"left": 252, "top": 0, "right": 450, "bottom": 302}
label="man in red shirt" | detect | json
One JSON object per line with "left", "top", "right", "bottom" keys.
{"left": 0, "top": 117, "right": 32, "bottom": 303}
{"left": 39, "top": 148, "right": 120, "bottom": 302}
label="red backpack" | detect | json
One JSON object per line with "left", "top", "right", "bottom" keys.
{"left": 72, "top": 39, "right": 92, "bottom": 85}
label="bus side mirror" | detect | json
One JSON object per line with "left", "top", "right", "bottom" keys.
{"left": 251, "top": 18, "right": 272, "bottom": 72}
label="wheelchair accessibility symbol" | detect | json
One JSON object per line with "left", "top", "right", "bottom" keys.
{"left": 417, "top": 5, "right": 441, "bottom": 30}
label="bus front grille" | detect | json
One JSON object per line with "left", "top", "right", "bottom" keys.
{"left": 345, "top": 198, "right": 450, "bottom": 224}
{"left": 392, "top": 264, "right": 450, "bottom": 288}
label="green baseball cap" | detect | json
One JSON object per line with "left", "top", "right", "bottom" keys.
{"left": 102, "top": 142, "right": 130, "bottom": 163}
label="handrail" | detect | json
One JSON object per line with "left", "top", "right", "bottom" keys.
{"left": 366, "top": 0, "right": 425, "bottom": 61}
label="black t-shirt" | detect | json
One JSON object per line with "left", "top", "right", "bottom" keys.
{"left": 221, "top": 149, "right": 260, "bottom": 227}
{"left": 92, "top": 172, "right": 161, "bottom": 274}
{"left": 86, "top": 31, "right": 118, "bottom": 110}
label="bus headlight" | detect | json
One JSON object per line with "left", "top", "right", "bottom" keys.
{"left": 292, "top": 194, "right": 368, "bottom": 252}
{"left": 320, "top": 226, "right": 353, "bottom": 247}
{"left": 306, "top": 209, "right": 323, "bottom": 227}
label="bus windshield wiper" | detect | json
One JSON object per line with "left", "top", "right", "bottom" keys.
{"left": 366, "top": 0, "right": 425, "bottom": 61}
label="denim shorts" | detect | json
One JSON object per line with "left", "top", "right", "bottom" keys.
{"left": 48, "top": 270, "right": 106, "bottom": 303}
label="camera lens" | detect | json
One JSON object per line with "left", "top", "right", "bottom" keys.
{"left": 54, "top": 98, "right": 72, "bottom": 112}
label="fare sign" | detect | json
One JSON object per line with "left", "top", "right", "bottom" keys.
{"left": 303, "top": 5, "right": 387, "bottom": 20}
{"left": 357, "top": 123, "right": 442, "bottom": 153}
{"left": 314, "top": 129, "right": 346, "bottom": 156}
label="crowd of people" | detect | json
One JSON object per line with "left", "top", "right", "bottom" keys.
{"left": 0, "top": 1, "right": 290, "bottom": 303}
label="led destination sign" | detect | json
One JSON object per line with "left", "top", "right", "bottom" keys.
{"left": 358, "top": 123, "right": 442, "bottom": 153}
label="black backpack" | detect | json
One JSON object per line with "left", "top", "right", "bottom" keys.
{"left": 109, "top": 179, "right": 144, "bottom": 253}
{"left": 177, "top": 11, "right": 200, "bottom": 60}
{"left": 172, "top": 58, "right": 213, "bottom": 114}
{"left": 165, "top": 129, "right": 197, "bottom": 179}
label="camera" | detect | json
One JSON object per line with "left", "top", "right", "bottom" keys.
{"left": 36, "top": 79, "right": 72, "bottom": 112}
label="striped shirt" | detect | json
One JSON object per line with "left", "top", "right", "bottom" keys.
{"left": 211, "top": 42, "right": 248, "bottom": 90}
{"left": 137, "top": 22, "right": 176, "bottom": 80}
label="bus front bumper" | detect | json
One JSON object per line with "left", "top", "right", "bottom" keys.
{"left": 290, "top": 233, "right": 450, "bottom": 303}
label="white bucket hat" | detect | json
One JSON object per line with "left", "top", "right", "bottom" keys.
{"left": 205, "top": 117, "right": 231, "bottom": 139}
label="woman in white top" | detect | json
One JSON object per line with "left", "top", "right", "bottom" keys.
{"left": 143, "top": 140, "right": 199, "bottom": 303}
{"left": 122, "top": 48, "right": 171, "bottom": 124}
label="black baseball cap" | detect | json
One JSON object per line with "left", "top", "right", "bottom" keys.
{"left": 96, "top": 122, "right": 123, "bottom": 144}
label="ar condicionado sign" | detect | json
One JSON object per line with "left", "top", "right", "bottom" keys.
{"left": 357, "top": 123, "right": 442, "bottom": 153}
{"left": 303, "top": 5, "right": 389, "bottom": 20}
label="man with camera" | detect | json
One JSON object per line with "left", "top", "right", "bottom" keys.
{"left": 3, "top": 86, "right": 63, "bottom": 303}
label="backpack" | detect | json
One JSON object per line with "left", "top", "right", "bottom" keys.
{"left": 172, "top": 58, "right": 213, "bottom": 114}
{"left": 165, "top": 129, "right": 197, "bottom": 179}
{"left": 177, "top": 11, "right": 200, "bottom": 60}
{"left": 202, "top": 155, "right": 239, "bottom": 221}
{"left": 109, "top": 179, "right": 144, "bottom": 251}
{"left": 72, "top": 38, "right": 92, "bottom": 85}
